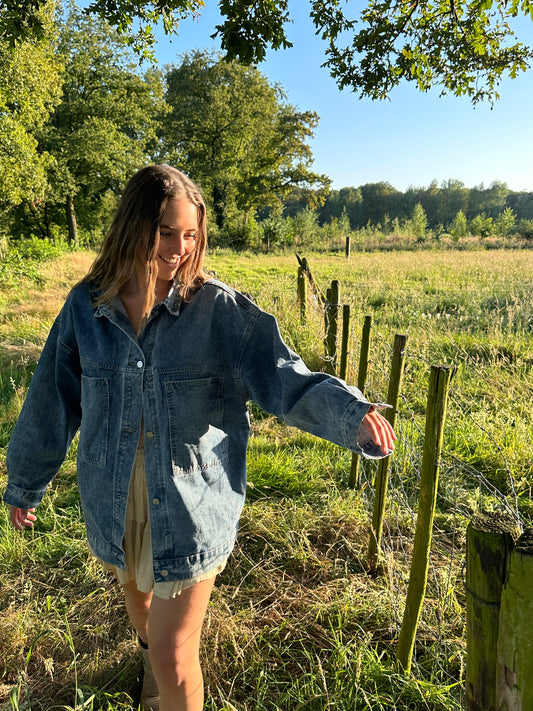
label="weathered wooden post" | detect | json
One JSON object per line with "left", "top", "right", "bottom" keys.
{"left": 396, "top": 365, "right": 455, "bottom": 674}
{"left": 339, "top": 304, "right": 350, "bottom": 381}
{"left": 368, "top": 334, "right": 408, "bottom": 571}
{"left": 349, "top": 315, "right": 372, "bottom": 488}
{"left": 496, "top": 528, "right": 533, "bottom": 710}
{"left": 465, "top": 512, "right": 521, "bottom": 711}
{"left": 295, "top": 254, "right": 326, "bottom": 305}
{"left": 297, "top": 265, "right": 307, "bottom": 323}
{"left": 345, "top": 234, "right": 351, "bottom": 260}
{"left": 324, "top": 280, "right": 340, "bottom": 375}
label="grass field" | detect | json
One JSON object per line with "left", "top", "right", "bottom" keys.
{"left": 0, "top": 247, "right": 532, "bottom": 710}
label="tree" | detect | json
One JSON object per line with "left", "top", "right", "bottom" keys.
{"left": 494, "top": 206, "right": 516, "bottom": 236}
{"left": 217, "top": 1, "right": 533, "bottom": 103}
{"left": 0, "top": 1, "right": 61, "bottom": 208}
{"left": 160, "top": 51, "right": 328, "bottom": 230}
{"left": 410, "top": 202, "right": 428, "bottom": 239}
{"left": 290, "top": 207, "right": 319, "bottom": 246}
{"left": 449, "top": 209, "right": 468, "bottom": 239}
{"left": 470, "top": 212, "right": 494, "bottom": 237}
{"left": 30, "top": 6, "right": 166, "bottom": 242}
{"left": 360, "top": 182, "right": 402, "bottom": 226}
{"left": 1, "top": 0, "right": 204, "bottom": 60}
{"left": 7, "top": 1, "right": 533, "bottom": 103}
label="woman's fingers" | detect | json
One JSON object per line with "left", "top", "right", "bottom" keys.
{"left": 360, "top": 409, "right": 397, "bottom": 455}
{"left": 9, "top": 506, "right": 37, "bottom": 531}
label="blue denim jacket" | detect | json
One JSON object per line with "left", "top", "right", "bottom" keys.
{"left": 4, "top": 280, "right": 384, "bottom": 581}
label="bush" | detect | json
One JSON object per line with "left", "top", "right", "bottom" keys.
{"left": 0, "top": 237, "right": 68, "bottom": 286}
{"left": 470, "top": 213, "right": 494, "bottom": 238}
{"left": 518, "top": 218, "right": 533, "bottom": 240}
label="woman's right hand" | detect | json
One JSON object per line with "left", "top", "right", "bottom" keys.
{"left": 9, "top": 506, "right": 37, "bottom": 531}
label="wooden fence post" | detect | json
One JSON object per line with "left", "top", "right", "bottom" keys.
{"left": 496, "top": 528, "right": 533, "bottom": 710}
{"left": 465, "top": 512, "right": 521, "bottom": 711}
{"left": 396, "top": 365, "right": 455, "bottom": 674}
{"left": 349, "top": 315, "right": 372, "bottom": 488}
{"left": 297, "top": 265, "right": 307, "bottom": 323}
{"left": 339, "top": 304, "right": 350, "bottom": 381}
{"left": 324, "top": 280, "right": 340, "bottom": 375}
{"left": 295, "top": 254, "right": 326, "bottom": 305}
{"left": 345, "top": 234, "right": 351, "bottom": 260}
{"left": 368, "top": 334, "right": 408, "bottom": 571}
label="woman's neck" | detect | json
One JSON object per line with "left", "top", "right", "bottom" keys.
{"left": 119, "top": 271, "right": 173, "bottom": 333}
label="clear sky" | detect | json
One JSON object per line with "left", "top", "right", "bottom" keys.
{"left": 151, "top": 2, "right": 533, "bottom": 193}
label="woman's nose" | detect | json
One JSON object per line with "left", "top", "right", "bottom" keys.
{"left": 171, "top": 236, "right": 186, "bottom": 255}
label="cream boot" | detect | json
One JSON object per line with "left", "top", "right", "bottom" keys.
{"left": 139, "top": 640, "right": 160, "bottom": 711}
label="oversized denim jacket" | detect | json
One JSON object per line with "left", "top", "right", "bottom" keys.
{"left": 4, "top": 279, "right": 385, "bottom": 582}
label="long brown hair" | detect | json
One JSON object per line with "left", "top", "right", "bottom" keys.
{"left": 82, "top": 164, "right": 208, "bottom": 318}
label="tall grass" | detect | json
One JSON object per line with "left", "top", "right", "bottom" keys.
{"left": 0, "top": 247, "right": 531, "bottom": 709}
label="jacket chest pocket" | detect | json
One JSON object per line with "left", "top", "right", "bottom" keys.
{"left": 165, "top": 377, "right": 228, "bottom": 476}
{"left": 80, "top": 375, "right": 109, "bottom": 467}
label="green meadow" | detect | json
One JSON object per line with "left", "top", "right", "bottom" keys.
{"left": 1, "top": 246, "right": 532, "bottom": 710}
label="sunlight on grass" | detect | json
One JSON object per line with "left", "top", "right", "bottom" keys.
{"left": 0, "top": 248, "right": 531, "bottom": 709}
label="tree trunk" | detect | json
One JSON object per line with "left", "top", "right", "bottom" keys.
{"left": 212, "top": 183, "right": 227, "bottom": 230}
{"left": 66, "top": 194, "right": 78, "bottom": 245}
{"left": 44, "top": 203, "right": 51, "bottom": 241}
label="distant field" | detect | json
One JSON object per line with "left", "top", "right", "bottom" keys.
{"left": 0, "top": 248, "right": 532, "bottom": 710}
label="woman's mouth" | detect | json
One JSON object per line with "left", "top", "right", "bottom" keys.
{"left": 158, "top": 254, "right": 180, "bottom": 266}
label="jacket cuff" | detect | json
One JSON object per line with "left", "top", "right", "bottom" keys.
{"left": 3, "top": 482, "right": 47, "bottom": 509}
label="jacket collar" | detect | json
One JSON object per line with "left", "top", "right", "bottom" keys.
{"left": 93, "top": 281, "right": 183, "bottom": 322}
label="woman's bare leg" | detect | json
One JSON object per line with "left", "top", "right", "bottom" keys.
{"left": 123, "top": 580, "right": 153, "bottom": 645}
{"left": 147, "top": 576, "right": 216, "bottom": 711}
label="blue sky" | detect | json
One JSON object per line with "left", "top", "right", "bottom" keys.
{"left": 151, "top": 3, "right": 533, "bottom": 193}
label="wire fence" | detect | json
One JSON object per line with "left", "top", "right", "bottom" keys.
{"left": 299, "top": 285, "right": 531, "bottom": 695}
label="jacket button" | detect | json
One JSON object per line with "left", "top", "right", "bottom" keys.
{"left": 152, "top": 498, "right": 160, "bottom": 505}
{"left": 161, "top": 569, "right": 168, "bottom": 577}
{"left": 136, "top": 360, "right": 143, "bottom": 368}
{"left": 146, "top": 431, "right": 154, "bottom": 438}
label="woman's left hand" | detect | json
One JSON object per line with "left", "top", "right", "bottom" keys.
{"left": 358, "top": 407, "right": 396, "bottom": 456}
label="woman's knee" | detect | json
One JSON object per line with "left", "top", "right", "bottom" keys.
{"left": 149, "top": 640, "right": 201, "bottom": 691}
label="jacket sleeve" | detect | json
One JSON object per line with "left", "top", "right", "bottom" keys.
{"left": 239, "top": 309, "right": 386, "bottom": 459}
{"left": 3, "top": 303, "right": 82, "bottom": 509}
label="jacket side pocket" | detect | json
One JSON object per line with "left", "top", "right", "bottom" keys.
{"left": 79, "top": 375, "right": 109, "bottom": 467}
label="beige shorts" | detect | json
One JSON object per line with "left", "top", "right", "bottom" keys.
{"left": 93, "top": 449, "right": 226, "bottom": 599}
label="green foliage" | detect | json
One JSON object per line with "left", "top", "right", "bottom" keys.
{"left": 470, "top": 212, "right": 494, "bottom": 238}
{"left": 260, "top": 210, "right": 292, "bottom": 251}
{"left": 289, "top": 207, "right": 319, "bottom": 247}
{"left": 160, "top": 50, "right": 329, "bottom": 230}
{"left": 315, "top": 0, "right": 533, "bottom": 103}
{"left": 317, "top": 179, "right": 529, "bottom": 236}
{"left": 494, "top": 207, "right": 516, "bottom": 236}
{"left": 216, "top": 0, "right": 292, "bottom": 63}
{"left": 409, "top": 202, "right": 428, "bottom": 240}
{"left": 518, "top": 218, "right": 533, "bottom": 239}
{"left": 6, "top": 1, "right": 533, "bottom": 104}
{"left": 23, "top": 5, "right": 166, "bottom": 241}
{"left": 1, "top": 0, "right": 204, "bottom": 60}
{"left": 0, "top": 2, "right": 61, "bottom": 206}
{"left": 0, "top": 0, "right": 51, "bottom": 45}
{"left": 0, "top": 236, "right": 67, "bottom": 286}
{"left": 449, "top": 210, "right": 469, "bottom": 239}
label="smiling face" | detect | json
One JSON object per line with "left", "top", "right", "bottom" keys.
{"left": 155, "top": 198, "right": 199, "bottom": 286}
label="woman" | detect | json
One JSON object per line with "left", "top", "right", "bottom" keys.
{"left": 4, "top": 165, "right": 396, "bottom": 711}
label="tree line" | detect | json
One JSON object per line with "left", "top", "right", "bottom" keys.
{"left": 2, "top": 3, "right": 533, "bottom": 252}
{"left": 297, "top": 180, "right": 533, "bottom": 233}
{"left": 1, "top": 3, "right": 327, "bottom": 247}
